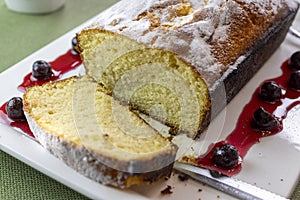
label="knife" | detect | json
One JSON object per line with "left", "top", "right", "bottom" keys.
{"left": 174, "top": 162, "right": 287, "bottom": 200}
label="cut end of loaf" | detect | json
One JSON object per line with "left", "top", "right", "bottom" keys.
{"left": 78, "top": 30, "right": 211, "bottom": 138}
{"left": 23, "top": 76, "right": 178, "bottom": 188}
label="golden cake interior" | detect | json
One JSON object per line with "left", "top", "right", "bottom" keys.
{"left": 78, "top": 31, "right": 210, "bottom": 137}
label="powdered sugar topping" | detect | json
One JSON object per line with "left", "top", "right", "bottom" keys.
{"left": 86, "top": 0, "right": 297, "bottom": 86}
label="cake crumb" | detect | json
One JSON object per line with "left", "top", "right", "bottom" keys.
{"left": 161, "top": 185, "right": 173, "bottom": 195}
{"left": 178, "top": 173, "right": 189, "bottom": 181}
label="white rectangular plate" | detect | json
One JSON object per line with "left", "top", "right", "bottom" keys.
{"left": 1, "top": 10, "right": 300, "bottom": 200}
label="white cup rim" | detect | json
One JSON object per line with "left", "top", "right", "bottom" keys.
{"left": 4, "top": 0, "right": 66, "bottom": 14}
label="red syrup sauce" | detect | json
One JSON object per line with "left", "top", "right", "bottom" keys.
{"left": 18, "top": 50, "right": 82, "bottom": 92}
{"left": 196, "top": 60, "right": 300, "bottom": 176}
{"left": 0, "top": 49, "right": 82, "bottom": 138}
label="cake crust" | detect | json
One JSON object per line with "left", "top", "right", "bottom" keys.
{"left": 81, "top": 0, "right": 298, "bottom": 88}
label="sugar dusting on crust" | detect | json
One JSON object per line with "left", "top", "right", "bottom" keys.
{"left": 85, "top": 0, "right": 297, "bottom": 87}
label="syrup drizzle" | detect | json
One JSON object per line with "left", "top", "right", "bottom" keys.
{"left": 18, "top": 50, "right": 82, "bottom": 92}
{"left": 0, "top": 49, "right": 82, "bottom": 138}
{"left": 196, "top": 60, "right": 300, "bottom": 176}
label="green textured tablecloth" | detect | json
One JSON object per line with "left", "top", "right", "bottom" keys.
{"left": 0, "top": 0, "right": 299, "bottom": 199}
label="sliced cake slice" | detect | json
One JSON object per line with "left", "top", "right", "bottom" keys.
{"left": 23, "top": 76, "right": 178, "bottom": 188}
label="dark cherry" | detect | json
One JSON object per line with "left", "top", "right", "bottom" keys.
{"left": 259, "top": 81, "right": 282, "bottom": 102}
{"left": 288, "top": 70, "right": 300, "bottom": 90}
{"left": 252, "top": 107, "right": 279, "bottom": 131}
{"left": 209, "top": 170, "right": 224, "bottom": 178}
{"left": 212, "top": 144, "right": 239, "bottom": 170}
{"left": 5, "top": 97, "right": 26, "bottom": 121}
{"left": 71, "top": 36, "right": 80, "bottom": 54}
{"left": 32, "top": 60, "right": 52, "bottom": 80}
{"left": 288, "top": 51, "right": 300, "bottom": 70}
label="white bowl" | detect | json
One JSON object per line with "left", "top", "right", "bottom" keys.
{"left": 4, "top": 0, "right": 65, "bottom": 14}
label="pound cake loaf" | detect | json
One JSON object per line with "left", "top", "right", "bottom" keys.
{"left": 23, "top": 76, "right": 178, "bottom": 188}
{"left": 77, "top": 0, "right": 298, "bottom": 138}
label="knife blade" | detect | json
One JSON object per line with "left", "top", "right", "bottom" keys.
{"left": 174, "top": 162, "right": 287, "bottom": 200}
